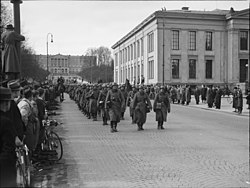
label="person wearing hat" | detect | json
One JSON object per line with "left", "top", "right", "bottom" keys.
{"left": 1, "top": 24, "right": 25, "bottom": 80}
{"left": 105, "top": 83, "right": 125, "bottom": 133}
{"left": 6, "top": 80, "right": 25, "bottom": 140}
{"left": 132, "top": 85, "right": 152, "bottom": 131}
{"left": 0, "top": 87, "right": 23, "bottom": 187}
{"left": 153, "top": 86, "right": 171, "bottom": 130}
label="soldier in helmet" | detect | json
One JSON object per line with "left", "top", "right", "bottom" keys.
{"left": 126, "top": 85, "right": 138, "bottom": 124}
{"left": 132, "top": 85, "right": 152, "bottom": 131}
{"left": 97, "top": 84, "right": 109, "bottom": 125}
{"left": 105, "top": 83, "right": 125, "bottom": 133}
{"left": 153, "top": 86, "right": 171, "bottom": 129}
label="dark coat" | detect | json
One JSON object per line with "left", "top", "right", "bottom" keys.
{"left": 132, "top": 92, "right": 152, "bottom": 124}
{"left": 0, "top": 113, "right": 17, "bottom": 187}
{"left": 194, "top": 89, "right": 200, "bottom": 104}
{"left": 1, "top": 30, "right": 25, "bottom": 73}
{"left": 214, "top": 88, "right": 223, "bottom": 109}
{"left": 105, "top": 89, "right": 125, "bottom": 122}
{"left": 153, "top": 92, "right": 170, "bottom": 122}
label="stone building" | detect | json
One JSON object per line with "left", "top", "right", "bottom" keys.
{"left": 112, "top": 7, "right": 249, "bottom": 89}
{"left": 36, "top": 54, "right": 97, "bottom": 83}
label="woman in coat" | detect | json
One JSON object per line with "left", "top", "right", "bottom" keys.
{"left": 132, "top": 85, "right": 152, "bottom": 131}
{"left": 237, "top": 88, "right": 243, "bottom": 114}
{"left": 105, "top": 83, "right": 125, "bottom": 133}
{"left": 153, "top": 86, "right": 171, "bottom": 129}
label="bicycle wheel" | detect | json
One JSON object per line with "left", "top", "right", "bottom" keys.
{"left": 48, "top": 131, "right": 63, "bottom": 161}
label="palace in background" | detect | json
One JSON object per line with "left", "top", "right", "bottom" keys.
{"left": 36, "top": 54, "right": 97, "bottom": 83}
{"left": 112, "top": 7, "right": 249, "bottom": 90}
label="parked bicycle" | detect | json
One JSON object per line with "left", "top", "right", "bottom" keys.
{"left": 16, "top": 144, "right": 31, "bottom": 187}
{"left": 39, "top": 119, "right": 63, "bottom": 162}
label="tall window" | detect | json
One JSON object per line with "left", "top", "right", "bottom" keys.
{"left": 137, "top": 40, "right": 140, "bottom": 57}
{"left": 138, "top": 64, "right": 140, "bottom": 77}
{"left": 134, "top": 43, "right": 136, "bottom": 59}
{"left": 172, "top": 30, "right": 179, "bottom": 50}
{"left": 128, "top": 46, "right": 130, "bottom": 61}
{"left": 131, "top": 45, "right": 133, "bottom": 60}
{"left": 119, "top": 51, "right": 122, "bottom": 65}
{"left": 189, "top": 59, "right": 196, "bottom": 79}
{"left": 240, "top": 59, "right": 248, "bottom": 82}
{"left": 189, "top": 31, "right": 196, "bottom": 50}
{"left": 141, "top": 61, "right": 144, "bottom": 76}
{"left": 205, "top": 32, "right": 213, "bottom": 51}
{"left": 171, "top": 59, "right": 179, "bottom": 79}
{"left": 115, "top": 53, "right": 118, "bottom": 66}
{"left": 131, "top": 66, "right": 133, "bottom": 81}
{"left": 148, "top": 60, "right": 154, "bottom": 79}
{"left": 128, "top": 67, "right": 130, "bottom": 81}
{"left": 148, "top": 32, "right": 154, "bottom": 53}
{"left": 205, "top": 60, "right": 213, "bottom": 79}
{"left": 240, "top": 31, "right": 248, "bottom": 50}
{"left": 141, "top": 38, "right": 144, "bottom": 56}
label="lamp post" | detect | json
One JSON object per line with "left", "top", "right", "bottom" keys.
{"left": 46, "top": 33, "right": 53, "bottom": 72}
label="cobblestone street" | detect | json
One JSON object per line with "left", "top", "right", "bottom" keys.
{"left": 32, "top": 94, "right": 249, "bottom": 188}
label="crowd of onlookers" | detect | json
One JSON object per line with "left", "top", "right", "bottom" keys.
{"left": 0, "top": 78, "right": 62, "bottom": 187}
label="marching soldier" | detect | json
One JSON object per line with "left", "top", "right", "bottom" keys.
{"left": 88, "top": 84, "right": 100, "bottom": 121}
{"left": 153, "top": 86, "right": 170, "bottom": 129}
{"left": 105, "top": 83, "right": 125, "bottom": 133}
{"left": 97, "top": 84, "right": 109, "bottom": 125}
{"left": 132, "top": 85, "right": 152, "bottom": 131}
{"left": 126, "top": 85, "right": 138, "bottom": 124}
{"left": 120, "top": 85, "right": 128, "bottom": 120}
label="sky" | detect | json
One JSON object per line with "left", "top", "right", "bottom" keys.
{"left": 2, "top": 0, "right": 250, "bottom": 56}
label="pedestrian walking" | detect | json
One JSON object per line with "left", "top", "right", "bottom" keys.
{"left": 194, "top": 86, "right": 200, "bottom": 105}
{"left": 201, "top": 85, "right": 207, "bottom": 103}
{"left": 153, "top": 86, "right": 170, "bottom": 130}
{"left": 1, "top": 24, "right": 25, "bottom": 80}
{"left": 185, "top": 85, "right": 191, "bottom": 105}
{"left": 207, "top": 86, "right": 214, "bottom": 108}
{"left": 232, "top": 87, "right": 238, "bottom": 112}
{"left": 237, "top": 87, "right": 243, "bottom": 114}
{"left": 105, "top": 83, "right": 125, "bottom": 133}
{"left": 214, "top": 86, "right": 223, "bottom": 109}
{"left": 132, "top": 85, "right": 152, "bottom": 131}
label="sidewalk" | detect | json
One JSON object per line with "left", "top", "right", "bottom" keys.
{"left": 178, "top": 96, "right": 249, "bottom": 117}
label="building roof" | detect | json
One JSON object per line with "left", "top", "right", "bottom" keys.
{"left": 111, "top": 8, "right": 249, "bottom": 49}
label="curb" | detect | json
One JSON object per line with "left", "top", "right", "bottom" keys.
{"left": 176, "top": 104, "right": 249, "bottom": 117}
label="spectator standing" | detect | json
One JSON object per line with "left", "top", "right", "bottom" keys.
{"left": 194, "top": 86, "right": 200, "bottom": 105}
{"left": 237, "top": 87, "right": 243, "bottom": 114}
{"left": 1, "top": 24, "right": 25, "bottom": 80}
{"left": 214, "top": 86, "right": 223, "bottom": 109}
{"left": 201, "top": 85, "right": 207, "bottom": 103}
{"left": 0, "top": 87, "right": 22, "bottom": 187}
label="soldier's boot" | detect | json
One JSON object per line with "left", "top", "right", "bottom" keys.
{"left": 103, "top": 117, "right": 108, "bottom": 125}
{"left": 110, "top": 122, "right": 115, "bottom": 133}
{"left": 137, "top": 123, "right": 141, "bottom": 131}
{"left": 140, "top": 123, "right": 144, "bottom": 130}
{"left": 160, "top": 121, "right": 165, "bottom": 129}
{"left": 157, "top": 121, "right": 161, "bottom": 129}
{"left": 113, "top": 122, "right": 118, "bottom": 132}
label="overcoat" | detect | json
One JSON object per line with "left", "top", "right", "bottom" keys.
{"left": 153, "top": 92, "right": 170, "bottom": 122}
{"left": 105, "top": 89, "right": 125, "bottom": 122}
{"left": 1, "top": 30, "right": 25, "bottom": 73}
{"left": 126, "top": 90, "right": 136, "bottom": 117}
{"left": 89, "top": 89, "right": 99, "bottom": 114}
{"left": 97, "top": 90, "right": 109, "bottom": 119}
{"left": 132, "top": 92, "right": 152, "bottom": 124}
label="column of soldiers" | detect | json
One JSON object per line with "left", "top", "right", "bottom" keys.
{"left": 66, "top": 83, "right": 171, "bottom": 132}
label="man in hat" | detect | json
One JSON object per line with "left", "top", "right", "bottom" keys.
{"left": 0, "top": 87, "right": 23, "bottom": 187}
{"left": 1, "top": 24, "right": 25, "bottom": 80}
{"left": 7, "top": 80, "right": 25, "bottom": 140}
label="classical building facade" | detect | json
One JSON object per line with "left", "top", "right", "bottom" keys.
{"left": 36, "top": 54, "right": 97, "bottom": 83}
{"left": 112, "top": 7, "right": 249, "bottom": 88}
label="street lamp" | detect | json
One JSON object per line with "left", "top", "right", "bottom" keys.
{"left": 46, "top": 33, "right": 53, "bottom": 72}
